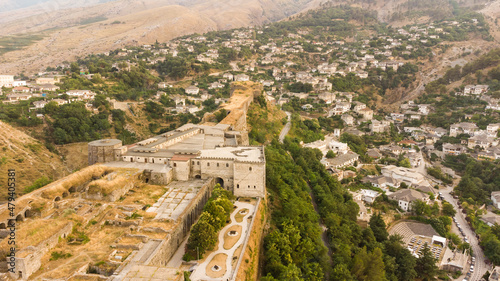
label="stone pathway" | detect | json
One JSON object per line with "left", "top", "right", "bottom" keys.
{"left": 189, "top": 201, "right": 256, "bottom": 281}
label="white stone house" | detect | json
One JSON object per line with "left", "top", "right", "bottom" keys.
{"left": 388, "top": 189, "right": 429, "bottom": 212}
{"left": 341, "top": 114, "right": 354, "bottom": 126}
{"left": 328, "top": 140, "right": 349, "bottom": 155}
{"left": 492, "top": 191, "right": 500, "bottom": 209}
{"left": 449, "top": 122, "right": 478, "bottom": 137}
{"left": 33, "top": 100, "right": 48, "bottom": 109}
{"left": 360, "top": 189, "right": 381, "bottom": 204}
{"left": 235, "top": 74, "right": 250, "bottom": 82}
{"left": 0, "top": 75, "right": 14, "bottom": 87}
{"left": 185, "top": 86, "right": 200, "bottom": 95}
{"left": 487, "top": 123, "right": 500, "bottom": 137}
{"left": 223, "top": 73, "right": 234, "bottom": 81}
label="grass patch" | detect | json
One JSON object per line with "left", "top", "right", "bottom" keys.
{"left": 24, "top": 176, "right": 52, "bottom": 193}
{"left": 79, "top": 16, "right": 108, "bottom": 25}
{"left": 50, "top": 251, "right": 72, "bottom": 261}
{"left": 0, "top": 33, "right": 46, "bottom": 56}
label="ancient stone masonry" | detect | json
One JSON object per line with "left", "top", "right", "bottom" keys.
{"left": 90, "top": 124, "right": 266, "bottom": 198}
{"left": 9, "top": 222, "right": 73, "bottom": 280}
{"left": 148, "top": 178, "right": 215, "bottom": 266}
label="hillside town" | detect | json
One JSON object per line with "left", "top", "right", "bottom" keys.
{"left": 1, "top": 3, "right": 500, "bottom": 281}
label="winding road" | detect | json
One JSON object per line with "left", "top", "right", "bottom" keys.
{"left": 441, "top": 184, "right": 489, "bottom": 281}
{"left": 279, "top": 111, "right": 291, "bottom": 143}
{"left": 418, "top": 149, "right": 489, "bottom": 280}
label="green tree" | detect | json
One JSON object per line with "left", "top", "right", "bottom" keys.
{"left": 326, "top": 150, "right": 336, "bottom": 159}
{"left": 412, "top": 200, "right": 428, "bottom": 216}
{"left": 369, "top": 213, "right": 389, "bottom": 242}
{"left": 352, "top": 247, "right": 387, "bottom": 281}
{"left": 416, "top": 244, "right": 438, "bottom": 281}
{"left": 384, "top": 235, "right": 417, "bottom": 281}
{"left": 185, "top": 213, "right": 217, "bottom": 257}
{"left": 441, "top": 202, "right": 456, "bottom": 217}
{"left": 397, "top": 158, "right": 411, "bottom": 168}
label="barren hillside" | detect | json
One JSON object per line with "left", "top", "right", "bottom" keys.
{"left": 0, "top": 120, "right": 70, "bottom": 201}
{"left": 0, "top": 0, "right": 316, "bottom": 74}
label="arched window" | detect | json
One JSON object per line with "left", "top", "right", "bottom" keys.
{"left": 173, "top": 163, "right": 177, "bottom": 167}
{"left": 237, "top": 184, "right": 240, "bottom": 189}
{"left": 207, "top": 162, "right": 210, "bottom": 167}
{"left": 249, "top": 167, "right": 252, "bottom": 171}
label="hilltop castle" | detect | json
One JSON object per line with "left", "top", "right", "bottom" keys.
{"left": 88, "top": 122, "right": 266, "bottom": 198}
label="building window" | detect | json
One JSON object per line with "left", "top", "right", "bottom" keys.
{"left": 207, "top": 163, "right": 210, "bottom": 167}
{"left": 173, "top": 163, "right": 177, "bottom": 167}
{"left": 217, "top": 163, "right": 219, "bottom": 167}
{"left": 254, "top": 186, "right": 256, "bottom": 189}
{"left": 249, "top": 167, "right": 252, "bottom": 171}
{"left": 226, "top": 163, "right": 229, "bottom": 167}
{"left": 248, "top": 185, "right": 250, "bottom": 188}
{"left": 237, "top": 184, "right": 239, "bottom": 189}
{"left": 197, "top": 161, "right": 200, "bottom": 165}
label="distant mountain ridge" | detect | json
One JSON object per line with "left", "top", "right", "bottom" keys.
{"left": 0, "top": 0, "right": 119, "bottom": 13}
{"left": 0, "top": 0, "right": 495, "bottom": 75}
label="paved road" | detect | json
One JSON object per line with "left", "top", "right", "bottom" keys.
{"left": 441, "top": 185, "right": 488, "bottom": 281}
{"left": 418, "top": 153, "right": 489, "bottom": 280}
{"left": 279, "top": 111, "right": 291, "bottom": 143}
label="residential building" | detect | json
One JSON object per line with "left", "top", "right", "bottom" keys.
{"left": 5, "top": 93, "right": 32, "bottom": 103}
{"left": 370, "top": 120, "right": 390, "bottom": 133}
{"left": 449, "top": 122, "right": 478, "bottom": 137}
{"left": 490, "top": 266, "right": 500, "bottom": 281}
{"left": 185, "top": 86, "right": 200, "bottom": 95}
{"left": 328, "top": 140, "right": 349, "bottom": 155}
{"left": 66, "top": 90, "right": 96, "bottom": 101}
{"left": 12, "top": 80, "right": 27, "bottom": 87}
{"left": 492, "top": 191, "right": 500, "bottom": 209}
{"left": 442, "top": 143, "right": 466, "bottom": 155}
{"left": 468, "top": 133, "right": 498, "bottom": 149}
{"left": 223, "top": 73, "right": 234, "bottom": 81}
{"left": 323, "top": 152, "right": 359, "bottom": 169}
{"left": 388, "top": 189, "right": 430, "bottom": 212}
{"left": 381, "top": 165, "right": 429, "bottom": 187}
{"left": 158, "top": 82, "right": 170, "bottom": 88}
{"left": 363, "top": 175, "right": 400, "bottom": 191}
{"left": 360, "top": 189, "right": 381, "bottom": 204}
{"left": 209, "top": 82, "right": 224, "bottom": 89}
{"left": 32, "top": 100, "right": 48, "bottom": 109}
{"left": 359, "top": 108, "right": 373, "bottom": 120}
{"left": 317, "top": 92, "right": 336, "bottom": 104}
{"left": 341, "top": 114, "right": 354, "bottom": 126}
{"left": 35, "top": 76, "right": 61, "bottom": 85}
{"left": 464, "top": 84, "right": 489, "bottom": 95}
{"left": 0, "top": 75, "right": 14, "bottom": 87}
{"left": 301, "top": 104, "right": 313, "bottom": 110}
{"left": 235, "top": 74, "right": 250, "bottom": 82}
{"left": 487, "top": 123, "right": 500, "bottom": 137}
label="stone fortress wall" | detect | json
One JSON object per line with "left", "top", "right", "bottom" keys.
{"left": 9, "top": 222, "right": 73, "bottom": 280}
{"left": 147, "top": 178, "right": 215, "bottom": 266}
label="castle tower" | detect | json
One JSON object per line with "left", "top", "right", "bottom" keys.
{"left": 88, "top": 139, "right": 123, "bottom": 165}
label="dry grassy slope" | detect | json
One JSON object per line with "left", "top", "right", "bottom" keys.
{"left": 0, "top": 120, "right": 69, "bottom": 201}
{"left": 0, "top": 0, "right": 316, "bottom": 75}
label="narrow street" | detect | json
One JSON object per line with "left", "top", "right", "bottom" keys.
{"left": 441, "top": 184, "right": 489, "bottom": 281}
{"left": 419, "top": 152, "right": 490, "bottom": 280}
